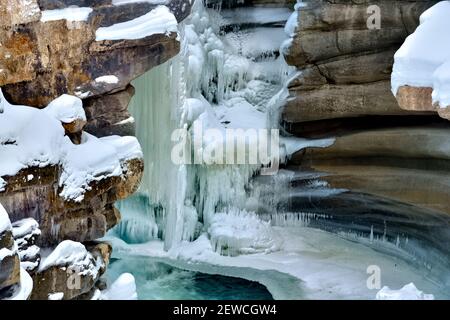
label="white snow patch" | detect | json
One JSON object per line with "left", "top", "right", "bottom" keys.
{"left": 95, "top": 75, "right": 119, "bottom": 84}
{"left": 95, "top": 5, "right": 178, "bottom": 41}
{"left": 376, "top": 283, "right": 435, "bottom": 300}
{"left": 101, "top": 273, "right": 138, "bottom": 300}
{"left": 209, "top": 209, "right": 281, "bottom": 255}
{"left": 48, "top": 292, "right": 64, "bottom": 300}
{"left": 44, "top": 94, "right": 86, "bottom": 123}
{"left": 12, "top": 218, "right": 40, "bottom": 239}
{"left": 112, "top": 0, "right": 167, "bottom": 5}
{"left": 0, "top": 203, "right": 11, "bottom": 234}
{"left": 40, "top": 7, "right": 93, "bottom": 22}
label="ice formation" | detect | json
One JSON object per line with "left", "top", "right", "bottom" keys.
{"left": 115, "top": 0, "right": 334, "bottom": 253}
{"left": 391, "top": 1, "right": 450, "bottom": 107}
{"left": 209, "top": 209, "right": 281, "bottom": 255}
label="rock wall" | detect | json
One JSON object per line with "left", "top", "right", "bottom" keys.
{"left": 0, "top": 0, "right": 192, "bottom": 299}
{"left": 282, "top": 0, "right": 438, "bottom": 124}
{"left": 282, "top": 0, "right": 450, "bottom": 219}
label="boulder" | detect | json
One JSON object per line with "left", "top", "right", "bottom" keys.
{"left": 30, "top": 240, "right": 111, "bottom": 300}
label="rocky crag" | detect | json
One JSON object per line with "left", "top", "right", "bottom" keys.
{"left": 0, "top": 0, "right": 192, "bottom": 300}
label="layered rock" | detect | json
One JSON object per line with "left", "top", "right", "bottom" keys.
{"left": 282, "top": 0, "right": 438, "bottom": 125}
{"left": 281, "top": 0, "right": 450, "bottom": 230}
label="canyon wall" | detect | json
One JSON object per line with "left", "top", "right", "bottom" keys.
{"left": 0, "top": 0, "right": 192, "bottom": 299}
{"left": 282, "top": 0, "right": 450, "bottom": 233}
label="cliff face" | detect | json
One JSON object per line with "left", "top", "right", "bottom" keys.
{"left": 282, "top": 0, "right": 437, "bottom": 124}
{"left": 0, "top": 0, "right": 192, "bottom": 300}
{"left": 281, "top": 1, "right": 450, "bottom": 222}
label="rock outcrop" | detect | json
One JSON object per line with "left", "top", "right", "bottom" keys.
{"left": 282, "top": 0, "right": 450, "bottom": 227}
{"left": 282, "top": 0, "right": 438, "bottom": 124}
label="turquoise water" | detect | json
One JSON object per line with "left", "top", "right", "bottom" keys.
{"left": 107, "top": 256, "right": 273, "bottom": 300}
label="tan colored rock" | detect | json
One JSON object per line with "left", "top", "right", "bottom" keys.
{"left": 0, "top": 158, "right": 143, "bottom": 246}
{"left": 62, "top": 120, "right": 87, "bottom": 134}
{"left": 396, "top": 86, "right": 435, "bottom": 112}
{"left": 0, "top": 0, "right": 41, "bottom": 27}
{"left": 292, "top": 126, "right": 450, "bottom": 215}
{"left": 284, "top": 80, "right": 425, "bottom": 123}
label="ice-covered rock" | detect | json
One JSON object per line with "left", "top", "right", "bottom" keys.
{"left": 208, "top": 209, "right": 281, "bottom": 256}
{"left": 0, "top": 90, "right": 144, "bottom": 245}
{"left": 32, "top": 240, "right": 111, "bottom": 300}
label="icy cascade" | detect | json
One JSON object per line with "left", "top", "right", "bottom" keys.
{"left": 114, "top": 47, "right": 188, "bottom": 250}
{"left": 113, "top": 0, "right": 326, "bottom": 253}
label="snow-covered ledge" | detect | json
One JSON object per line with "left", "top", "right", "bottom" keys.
{"left": 391, "top": 1, "right": 450, "bottom": 120}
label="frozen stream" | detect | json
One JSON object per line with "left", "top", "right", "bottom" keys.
{"left": 106, "top": 1, "right": 450, "bottom": 300}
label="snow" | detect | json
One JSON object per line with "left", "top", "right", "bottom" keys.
{"left": 112, "top": 0, "right": 167, "bottom": 5}
{"left": 101, "top": 273, "right": 138, "bottom": 300}
{"left": 0, "top": 89, "right": 142, "bottom": 202}
{"left": 432, "top": 60, "right": 450, "bottom": 108}
{"left": 48, "top": 292, "right": 64, "bottom": 300}
{"left": 208, "top": 209, "right": 281, "bottom": 255}
{"left": 0, "top": 247, "right": 15, "bottom": 260}
{"left": 107, "top": 225, "right": 449, "bottom": 300}
{"left": 39, "top": 240, "right": 103, "bottom": 278}
{"left": 6, "top": 268, "right": 33, "bottom": 300}
{"left": 95, "top": 6, "right": 178, "bottom": 41}
{"left": 40, "top": 7, "right": 93, "bottom": 22}
{"left": 0, "top": 203, "right": 11, "bottom": 234}
{"left": 376, "top": 283, "right": 434, "bottom": 300}
{"left": 391, "top": 1, "right": 450, "bottom": 108}
{"left": 95, "top": 75, "right": 119, "bottom": 84}
{"left": 11, "top": 218, "right": 40, "bottom": 240}
{"left": 44, "top": 94, "right": 86, "bottom": 123}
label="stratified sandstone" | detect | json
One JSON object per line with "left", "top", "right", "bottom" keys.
{"left": 0, "top": 0, "right": 192, "bottom": 107}
{"left": 282, "top": 0, "right": 437, "bottom": 125}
